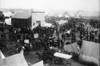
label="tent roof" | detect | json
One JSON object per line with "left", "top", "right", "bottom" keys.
{"left": 81, "top": 40, "right": 99, "bottom": 59}
{"left": 0, "top": 52, "right": 28, "bottom": 66}
{"left": 0, "top": 50, "right": 5, "bottom": 59}
{"left": 31, "top": 61, "right": 44, "bottom": 66}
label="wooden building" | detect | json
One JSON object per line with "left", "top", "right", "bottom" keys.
{"left": 11, "top": 11, "right": 31, "bottom": 28}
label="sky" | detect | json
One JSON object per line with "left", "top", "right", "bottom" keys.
{"left": 0, "top": 0, "right": 99, "bottom": 16}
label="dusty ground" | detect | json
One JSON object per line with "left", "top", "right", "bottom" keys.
{"left": 2, "top": 48, "right": 89, "bottom": 66}
{"left": 1, "top": 42, "right": 90, "bottom": 66}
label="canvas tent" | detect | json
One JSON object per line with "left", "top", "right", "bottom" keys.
{"left": 31, "top": 61, "right": 44, "bottom": 66}
{"left": 64, "top": 42, "right": 79, "bottom": 54}
{"left": 64, "top": 41, "right": 100, "bottom": 59}
{"left": 80, "top": 40, "right": 99, "bottom": 59}
{"left": 0, "top": 50, "right": 5, "bottom": 59}
{"left": 0, "top": 51, "right": 28, "bottom": 66}
{"left": 78, "top": 40, "right": 100, "bottom": 66}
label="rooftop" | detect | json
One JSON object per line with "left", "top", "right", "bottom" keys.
{"left": 12, "top": 11, "right": 31, "bottom": 19}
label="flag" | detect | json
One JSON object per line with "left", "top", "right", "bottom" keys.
{"left": 0, "top": 51, "right": 28, "bottom": 66}
{"left": 0, "top": 50, "right": 5, "bottom": 59}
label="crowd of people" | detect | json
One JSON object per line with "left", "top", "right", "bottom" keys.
{"left": 0, "top": 17, "right": 100, "bottom": 52}
{"left": 61, "top": 18, "right": 100, "bottom": 43}
{"left": 0, "top": 13, "right": 100, "bottom": 65}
